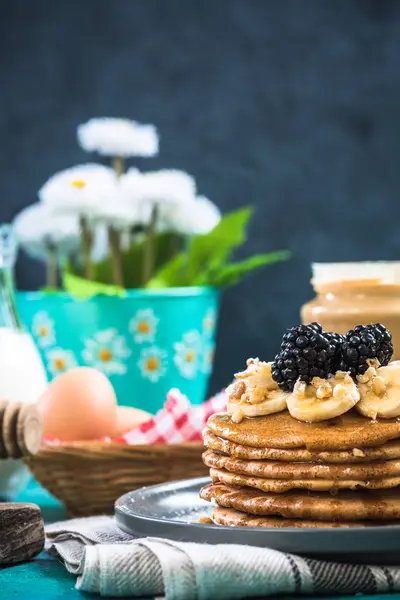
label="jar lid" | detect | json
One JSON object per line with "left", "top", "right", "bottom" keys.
{"left": 311, "top": 262, "right": 400, "bottom": 286}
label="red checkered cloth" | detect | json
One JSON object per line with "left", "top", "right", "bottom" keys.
{"left": 121, "top": 388, "right": 227, "bottom": 445}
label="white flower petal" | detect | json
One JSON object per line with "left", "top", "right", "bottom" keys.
{"left": 39, "top": 163, "right": 118, "bottom": 218}
{"left": 82, "top": 349, "right": 94, "bottom": 363}
{"left": 81, "top": 328, "right": 130, "bottom": 377}
{"left": 112, "top": 337, "right": 131, "bottom": 358}
{"left": 77, "top": 118, "right": 159, "bottom": 158}
{"left": 13, "top": 204, "right": 80, "bottom": 262}
{"left": 95, "top": 328, "right": 117, "bottom": 344}
{"left": 120, "top": 169, "right": 196, "bottom": 228}
{"left": 163, "top": 195, "right": 221, "bottom": 236}
{"left": 46, "top": 348, "right": 78, "bottom": 377}
{"left": 138, "top": 346, "right": 167, "bottom": 383}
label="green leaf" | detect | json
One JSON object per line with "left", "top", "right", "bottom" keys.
{"left": 186, "top": 207, "right": 253, "bottom": 281}
{"left": 146, "top": 254, "right": 187, "bottom": 288}
{"left": 63, "top": 272, "right": 126, "bottom": 299}
{"left": 195, "top": 251, "right": 291, "bottom": 287}
{"left": 92, "top": 233, "right": 184, "bottom": 289}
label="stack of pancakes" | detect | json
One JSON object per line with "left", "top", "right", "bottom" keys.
{"left": 200, "top": 410, "right": 400, "bottom": 527}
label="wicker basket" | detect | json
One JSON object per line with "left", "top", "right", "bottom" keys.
{"left": 25, "top": 441, "right": 207, "bottom": 517}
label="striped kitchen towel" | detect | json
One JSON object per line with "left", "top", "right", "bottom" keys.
{"left": 45, "top": 516, "right": 400, "bottom": 599}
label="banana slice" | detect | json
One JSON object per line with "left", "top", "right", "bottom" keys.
{"left": 287, "top": 371, "right": 360, "bottom": 423}
{"left": 227, "top": 389, "right": 288, "bottom": 422}
{"left": 226, "top": 358, "right": 288, "bottom": 422}
{"left": 357, "top": 362, "right": 400, "bottom": 419}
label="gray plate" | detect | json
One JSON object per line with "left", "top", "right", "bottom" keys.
{"left": 115, "top": 477, "right": 400, "bottom": 564}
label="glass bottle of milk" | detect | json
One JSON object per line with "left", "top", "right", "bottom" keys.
{"left": 0, "top": 225, "right": 48, "bottom": 498}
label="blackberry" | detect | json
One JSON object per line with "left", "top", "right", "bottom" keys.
{"left": 272, "top": 323, "right": 336, "bottom": 392}
{"left": 325, "top": 332, "right": 345, "bottom": 372}
{"left": 339, "top": 324, "right": 393, "bottom": 378}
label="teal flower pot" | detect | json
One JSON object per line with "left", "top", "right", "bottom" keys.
{"left": 16, "top": 287, "right": 220, "bottom": 414}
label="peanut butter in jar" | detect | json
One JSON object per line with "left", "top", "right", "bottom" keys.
{"left": 301, "top": 262, "right": 400, "bottom": 359}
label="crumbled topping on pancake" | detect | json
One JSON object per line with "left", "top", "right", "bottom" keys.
{"left": 227, "top": 358, "right": 277, "bottom": 405}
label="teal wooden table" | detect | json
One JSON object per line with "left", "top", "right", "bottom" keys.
{"left": 2, "top": 481, "right": 400, "bottom": 600}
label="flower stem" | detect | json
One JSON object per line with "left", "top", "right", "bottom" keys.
{"left": 107, "top": 225, "right": 124, "bottom": 287}
{"left": 143, "top": 205, "right": 158, "bottom": 285}
{"left": 79, "top": 216, "right": 94, "bottom": 280}
{"left": 112, "top": 156, "right": 125, "bottom": 176}
{"left": 45, "top": 243, "right": 58, "bottom": 289}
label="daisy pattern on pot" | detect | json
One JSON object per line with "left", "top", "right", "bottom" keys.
{"left": 81, "top": 328, "right": 131, "bottom": 375}
{"left": 138, "top": 346, "right": 167, "bottom": 383}
{"left": 32, "top": 311, "right": 55, "bottom": 348}
{"left": 129, "top": 308, "right": 159, "bottom": 344}
{"left": 201, "top": 342, "right": 215, "bottom": 375}
{"left": 174, "top": 330, "right": 202, "bottom": 379}
{"left": 46, "top": 348, "right": 77, "bottom": 378}
{"left": 202, "top": 307, "right": 217, "bottom": 336}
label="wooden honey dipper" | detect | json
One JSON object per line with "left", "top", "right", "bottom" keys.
{"left": 0, "top": 400, "right": 45, "bottom": 565}
{"left": 0, "top": 399, "right": 43, "bottom": 459}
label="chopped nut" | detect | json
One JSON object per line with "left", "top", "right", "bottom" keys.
{"left": 296, "top": 381, "right": 307, "bottom": 398}
{"left": 232, "top": 358, "right": 277, "bottom": 405}
{"left": 352, "top": 448, "right": 366, "bottom": 457}
{"left": 316, "top": 384, "right": 333, "bottom": 400}
{"left": 246, "top": 357, "right": 258, "bottom": 366}
{"left": 231, "top": 408, "right": 244, "bottom": 423}
{"left": 343, "top": 372, "right": 354, "bottom": 384}
{"left": 335, "top": 371, "right": 346, "bottom": 380}
{"left": 372, "top": 376, "right": 386, "bottom": 396}
{"left": 333, "top": 384, "right": 348, "bottom": 401}
{"left": 312, "top": 377, "right": 333, "bottom": 399}
{"left": 357, "top": 366, "right": 377, "bottom": 384}
{"left": 227, "top": 381, "right": 245, "bottom": 401}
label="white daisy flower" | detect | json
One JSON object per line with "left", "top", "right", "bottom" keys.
{"left": 32, "top": 311, "right": 56, "bottom": 348}
{"left": 174, "top": 330, "right": 202, "bottom": 379}
{"left": 81, "top": 328, "right": 131, "bottom": 375}
{"left": 202, "top": 307, "right": 217, "bottom": 336}
{"left": 77, "top": 118, "right": 159, "bottom": 158}
{"left": 13, "top": 203, "right": 80, "bottom": 262}
{"left": 129, "top": 308, "right": 159, "bottom": 343}
{"left": 201, "top": 343, "right": 215, "bottom": 374}
{"left": 120, "top": 168, "right": 196, "bottom": 227}
{"left": 39, "top": 164, "right": 118, "bottom": 218}
{"left": 163, "top": 195, "right": 221, "bottom": 235}
{"left": 46, "top": 347, "right": 77, "bottom": 377}
{"left": 138, "top": 346, "right": 167, "bottom": 382}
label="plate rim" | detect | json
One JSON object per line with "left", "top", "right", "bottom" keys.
{"left": 114, "top": 476, "right": 400, "bottom": 536}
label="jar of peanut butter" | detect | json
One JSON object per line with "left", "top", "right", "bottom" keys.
{"left": 301, "top": 262, "right": 400, "bottom": 359}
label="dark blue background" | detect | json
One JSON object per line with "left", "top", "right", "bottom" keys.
{"left": 1, "top": 0, "right": 400, "bottom": 390}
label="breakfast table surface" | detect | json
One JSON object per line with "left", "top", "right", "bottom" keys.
{"left": 1, "top": 481, "right": 400, "bottom": 600}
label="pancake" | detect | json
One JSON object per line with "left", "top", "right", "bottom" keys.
{"left": 210, "top": 467, "right": 400, "bottom": 493}
{"left": 200, "top": 482, "right": 400, "bottom": 521}
{"left": 211, "top": 506, "right": 400, "bottom": 529}
{"left": 207, "top": 410, "right": 400, "bottom": 451}
{"left": 203, "top": 449, "right": 400, "bottom": 481}
{"left": 203, "top": 428, "right": 400, "bottom": 464}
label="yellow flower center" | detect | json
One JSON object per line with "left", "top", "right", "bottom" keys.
{"left": 207, "top": 350, "right": 214, "bottom": 363}
{"left": 54, "top": 358, "right": 66, "bottom": 371}
{"left": 146, "top": 357, "right": 160, "bottom": 372}
{"left": 185, "top": 350, "right": 196, "bottom": 363}
{"left": 71, "top": 179, "right": 86, "bottom": 189}
{"left": 38, "top": 326, "right": 48, "bottom": 336}
{"left": 99, "top": 348, "right": 113, "bottom": 362}
{"left": 137, "top": 321, "right": 150, "bottom": 334}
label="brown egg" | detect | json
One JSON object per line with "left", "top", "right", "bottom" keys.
{"left": 38, "top": 367, "right": 117, "bottom": 441}
{"left": 113, "top": 406, "right": 152, "bottom": 438}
